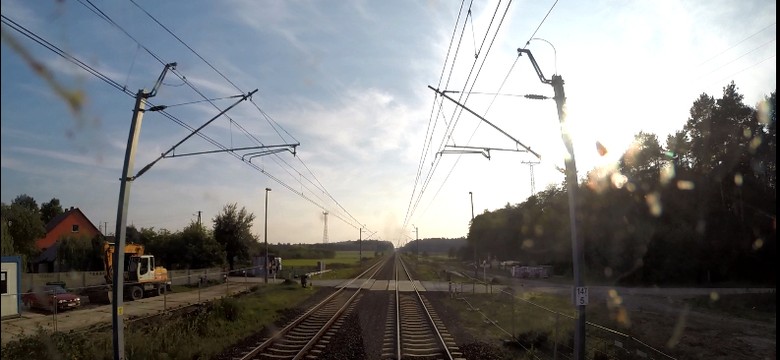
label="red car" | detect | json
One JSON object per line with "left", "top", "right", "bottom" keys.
{"left": 22, "top": 284, "right": 81, "bottom": 312}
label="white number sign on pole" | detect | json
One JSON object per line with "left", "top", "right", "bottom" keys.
{"left": 575, "top": 286, "right": 588, "bottom": 306}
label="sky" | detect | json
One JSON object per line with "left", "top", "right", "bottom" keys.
{"left": 1, "top": 0, "right": 776, "bottom": 247}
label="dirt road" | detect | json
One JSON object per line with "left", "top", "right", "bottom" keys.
{"left": 1, "top": 277, "right": 269, "bottom": 345}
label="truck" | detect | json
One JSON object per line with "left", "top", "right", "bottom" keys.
{"left": 101, "top": 242, "right": 171, "bottom": 301}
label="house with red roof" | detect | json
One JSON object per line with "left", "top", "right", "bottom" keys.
{"left": 34, "top": 207, "right": 103, "bottom": 272}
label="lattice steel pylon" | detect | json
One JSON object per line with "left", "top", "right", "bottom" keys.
{"left": 322, "top": 211, "right": 329, "bottom": 244}
{"left": 522, "top": 160, "right": 541, "bottom": 195}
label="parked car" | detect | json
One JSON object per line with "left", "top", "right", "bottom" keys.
{"left": 22, "top": 284, "right": 81, "bottom": 312}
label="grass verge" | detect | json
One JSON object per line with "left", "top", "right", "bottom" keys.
{"left": 685, "top": 290, "right": 776, "bottom": 322}
{"left": 442, "top": 291, "right": 656, "bottom": 359}
{"left": 1, "top": 282, "right": 317, "bottom": 360}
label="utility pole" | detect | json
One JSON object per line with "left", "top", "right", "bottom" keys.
{"left": 112, "top": 62, "right": 175, "bottom": 360}
{"left": 518, "top": 48, "right": 586, "bottom": 360}
{"left": 197, "top": 210, "right": 202, "bottom": 227}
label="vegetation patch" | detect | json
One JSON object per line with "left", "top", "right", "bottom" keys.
{"left": 403, "top": 254, "right": 450, "bottom": 281}
{"left": 686, "top": 291, "right": 776, "bottom": 322}
{"left": 1, "top": 282, "right": 316, "bottom": 360}
{"left": 442, "top": 292, "right": 641, "bottom": 359}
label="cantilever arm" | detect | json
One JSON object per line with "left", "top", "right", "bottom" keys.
{"left": 517, "top": 49, "right": 551, "bottom": 85}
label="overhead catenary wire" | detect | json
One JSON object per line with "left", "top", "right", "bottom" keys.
{"left": 402, "top": 0, "right": 502, "bottom": 229}
{"left": 127, "top": 0, "right": 365, "bottom": 230}
{"left": 122, "top": 44, "right": 140, "bottom": 92}
{"left": 126, "top": 0, "right": 293, "bottom": 144}
{"left": 128, "top": 0, "right": 298, "bottom": 147}
{"left": 156, "top": 94, "right": 246, "bottom": 109}
{"left": 434, "top": 0, "right": 505, "bottom": 154}
{"left": 418, "top": 55, "right": 525, "bottom": 218}
{"left": 524, "top": 0, "right": 559, "bottom": 48}
{"left": 407, "top": 0, "right": 565, "bottom": 227}
{"left": 404, "top": 0, "right": 470, "bottom": 231}
{"left": 405, "top": 0, "right": 513, "bottom": 229}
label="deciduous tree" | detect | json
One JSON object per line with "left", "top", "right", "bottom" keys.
{"left": 40, "top": 198, "right": 64, "bottom": 225}
{"left": 213, "top": 203, "right": 255, "bottom": 270}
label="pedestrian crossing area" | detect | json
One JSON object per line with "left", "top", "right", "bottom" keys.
{"left": 338, "top": 279, "right": 426, "bottom": 291}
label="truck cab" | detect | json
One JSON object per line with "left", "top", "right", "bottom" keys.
{"left": 127, "top": 254, "right": 168, "bottom": 283}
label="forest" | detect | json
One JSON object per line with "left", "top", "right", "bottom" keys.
{"left": 464, "top": 83, "right": 775, "bottom": 286}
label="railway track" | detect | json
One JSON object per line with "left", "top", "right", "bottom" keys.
{"left": 382, "top": 255, "right": 464, "bottom": 360}
{"left": 233, "top": 260, "right": 383, "bottom": 360}
{"left": 228, "top": 253, "right": 464, "bottom": 360}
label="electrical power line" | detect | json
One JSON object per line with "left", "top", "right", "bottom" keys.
{"left": 1, "top": 15, "right": 130, "bottom": 97}
{"left": 710, "top": 54, "right": 776, "bottom": 88}
{"left": 697, "top": 22, "right": 776, "bottom": 66}
{"left": 695, "top": 38, "right": 776, "bottom": 81}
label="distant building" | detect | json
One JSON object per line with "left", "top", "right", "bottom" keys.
{"left": 510, "top": 265, "right": 553, "bottom": 279}
{"left": 250, "top": 254, "right": 281, "bottom": 277}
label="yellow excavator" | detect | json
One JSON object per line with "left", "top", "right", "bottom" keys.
{"left": 101, "top": 242, "right": 171, "bottom": 301}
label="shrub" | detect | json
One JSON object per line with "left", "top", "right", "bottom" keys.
{"left": 217, "top": 298, "right": 242, "bottom": 322}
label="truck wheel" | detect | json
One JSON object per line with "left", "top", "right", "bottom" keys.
{"left": 157, "top": 286, "right": 166, "bottom": 296}
{"left": 130, "top": 286, "right": 143, "bottom": 301}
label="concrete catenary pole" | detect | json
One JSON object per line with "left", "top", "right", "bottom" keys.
{"left": 552, "top": 74, "right": 586, "bottom": 360}
{"left": 112, "top": 63, "right": 174, "bottom": 360}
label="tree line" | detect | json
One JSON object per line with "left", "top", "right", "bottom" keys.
{"left": 1, "top": 200, "right": 266, "bottom": 272}
{"left": 0, "top": 200, "right": 261, "bottom": 271}
{"left": 465, "top": 82, "right": 775, "bottom": 286}
{"left": 2, "top": 197, "right": 395, "bottom": 272}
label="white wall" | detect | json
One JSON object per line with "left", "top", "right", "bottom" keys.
{"left": 1, "top": 257, "right": 21, "bottom": 319}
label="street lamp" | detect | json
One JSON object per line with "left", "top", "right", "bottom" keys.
{"left": 264, "top": 187, "right": 271, "bottom": 284}
{"left": 412, "top": 225, "right": 419, "bottom": 260}
{"left": 469, "top": 192, "right": 476, "bottom": 280}
{"left": 359, "top": 226, "right": 364, "bottom": 266}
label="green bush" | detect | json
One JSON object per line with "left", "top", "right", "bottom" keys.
{"left": 217, "top": 298, "right": 242, "bottom": 322}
